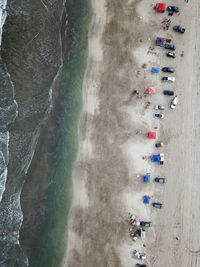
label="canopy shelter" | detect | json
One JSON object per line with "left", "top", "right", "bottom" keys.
{"left": 147, "top": 86, "right": 156, "bottom": 94}
{"left": 152, "top": 154, "right": 161, "bottom": 162}
{"left": 143, "top": 195, "right": 151, "bottom": 204}
{"left": 148, "top": 132, "right": 157, "bottom": 139}
{"left": 151, "top": 67, "right": 160, "bottom": 73}
{"left": 156, "top": 3, "right": 166, "bottom": 13}
{"left": 134, "top": 216, "right": 140, "bottom": 222}
{"left": 143, "top": 174, "right": 150, "bottom": 183}
{"left": 130, "top": 215, "right": 135, "bottom": 220}
{"left": 152, "top": 153, "right": 164, "bottom": 164}
{"left": 156, "top": 37, "right": 165, "bottom": 46}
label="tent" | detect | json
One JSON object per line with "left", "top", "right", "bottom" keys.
{"left": 144, "top": 174, "right": 150, "bottom": 183}
{"left": 152, "top": 153, "right": 164, "bottom": 164}
{"left": 156, "top": 3, "right": 166, "bottom": 13}
{"left": 152, "top": 154, "right": 161, "bottom": 162}
{"left": 147, "top": 86, "right": 156, "bottom": 94}
{"left": 148, "top": 132, "right": 157, "bottom": 139}
{"left": 151, "top": 67, "right": 160, "bottom": 73}
{"left": 156, "top": 37, "right": 165, "bottom": 46}
{"left": 143, "top": 195, "right": 151, "bottom": 204}
{"left": 134, "top": 216, "right": 140, "bottom": 222}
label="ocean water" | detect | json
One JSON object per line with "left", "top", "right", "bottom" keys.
{"left": 0, "top": 0, "right": 91, "bottom": 266}
{"left": 22, "top": 1, "right": 91, "bottom": 267}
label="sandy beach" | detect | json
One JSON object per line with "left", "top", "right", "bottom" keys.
{"left": 63, "top": 0, "right": 200, "bottom": 266}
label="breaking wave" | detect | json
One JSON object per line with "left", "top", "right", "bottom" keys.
{"left": 0, "top": 0, "right": 67, "bottom": 265}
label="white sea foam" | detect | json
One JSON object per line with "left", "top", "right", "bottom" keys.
{"left": 0, "top": 151, "right": 7, "bottom": 202}
{"left": 0, "top": 0, "right": 7, "bottom": 47}
{"left": 0, "top": 1, "right": 12, "bottom": 204}
{"left": 0, "top": 2, "right": 64, "bottom": 266}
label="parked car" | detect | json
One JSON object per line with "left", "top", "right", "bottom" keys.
{"left": 153, "top": 203, "right": 164, "bottom": 208}
{"left": 154, "top": 105, "right": 165, "bottom": 110}
{"left": 166, "top": 52, "right": 176, "bottom": 58}
{"left": 163, "top": 90, "right": 174, "bottom": 96}
{"left": 155, "top": 177, "right": 167, "bottom": 183}
{"left": 170, "top": 96, "right": 179, "bottom": 109}
{"left": 154, "top": 114, "right": 164, "bottom": 119}
{"left": 162, "top": 77, "right": 175, "bottom": 82}
{"left": 140, "top": 221, "right": 152, "bottom": 227}
{"left": 135, "top": 264, "right": 147, "bottom": 267}
{"left": 162, "top": 67, "right": 175, "bottom": 73}
{"left": 167, "top": 6, "right": 179, "bottom": 12}
{"left": 173, "top": 25, "right": 185, "bottom": 33}
{"left": 164, "top": 44, "right": 176, "bottom": 50}
{"left": 155, "top": 141, "right": 164, "bottom": 147}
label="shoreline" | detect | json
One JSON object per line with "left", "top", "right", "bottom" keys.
{"left": 62, "top": 0, "right": 107, "bottom": 265}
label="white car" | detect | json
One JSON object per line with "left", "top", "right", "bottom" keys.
{"left": 170, "top": 96, "right": 179, "bottom": 109}
{"left": 162, "top": 77, "right": 175, "bottom": 82}
{"left": 154, "top": 105, "right": 165, "bottom": 110}
{"left": 160, "top": 153, "right": 164, "bottom": 165}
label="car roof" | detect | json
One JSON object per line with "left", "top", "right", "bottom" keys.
{"left": 172, "top": 96, "right": 179, "bottom": 103}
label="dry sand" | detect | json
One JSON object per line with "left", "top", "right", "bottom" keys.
{"left": 63, "top": 0, "right": 200, "bottom": 266}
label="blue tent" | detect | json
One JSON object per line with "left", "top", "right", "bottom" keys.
{"left": 152, "top": 155, "right": 161, "bottom": 162}
{"left": 143, "top": 195, "right": 151, "bottom": 204}
{"left": 144, "top": 174, "right": 150, "bottom": 183}
{"left": 151, "top": 67, "right": 160, "bottom": 73}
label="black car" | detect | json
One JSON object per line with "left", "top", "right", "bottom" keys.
{"left": 162, "top": 67, "right": 175, "bottom": 73}
{"left": 135, "top": 264, "right": 147, "bottom": 267}
{"left": 155, "top": 178, "right": 167, "bottom": 183}
{"left": 153, "top": 203, "right": 164, "bottom": 208}
{"left": 166, "top": 52, "right": 176, "bottom": 58}
{"left": 163, "top": 90, "right": 174, "bottom": 96}
{"left": 173, "top": 25, "right": 185, "bottom": 33}
{"left": 140, "top": 221, "right": 152, "bottom": 227}
{"left": 164, "top": 44, "right": 176, "bottom": 50}
{"left": 167, "top": 6, "right": 179, "bottom": 12}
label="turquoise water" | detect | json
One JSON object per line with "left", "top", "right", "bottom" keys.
{"left": 30, "top": 1, "right": 91, "bottom": 266}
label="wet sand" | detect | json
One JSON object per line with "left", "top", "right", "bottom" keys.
{"left": 63, "top": 0, "right": 200, "bottom": 266}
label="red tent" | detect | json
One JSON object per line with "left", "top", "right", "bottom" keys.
{"left": 148, "top": 132, "right": 157, "bottom": 139}
{"left": 147, "top": 86, "right": 156, "bottom": 94}
{"left": 156, "top": 3, "right": 166, "bottom": 13}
